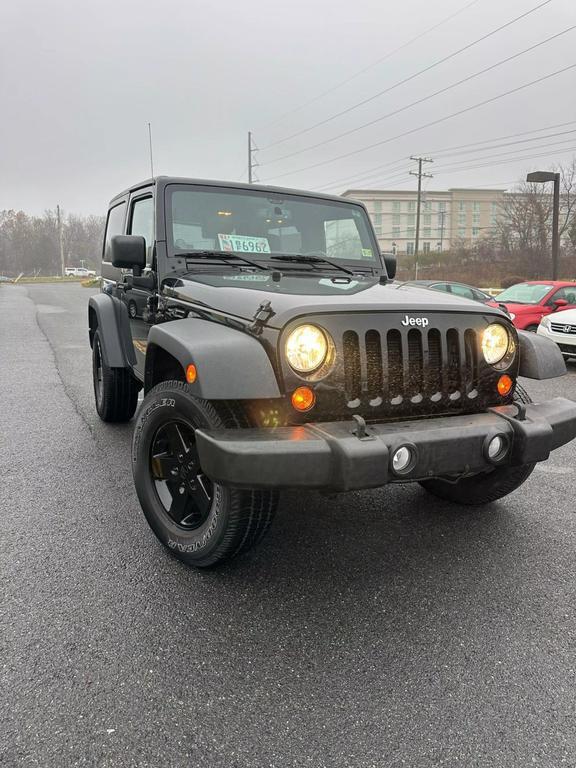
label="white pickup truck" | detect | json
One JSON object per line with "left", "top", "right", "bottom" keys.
{"left": 65, "top": 267, "right": 97, "bottom": 277}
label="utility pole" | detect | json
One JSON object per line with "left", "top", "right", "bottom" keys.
{"left": 248, "top": 131, "right": 259, "bottom": 184}
{"left": 56, "top": 204, "right": 65, "bottom": 277}
{"left": 409, "top": 156, "right": 433, "bottom": 279}
{"left": 439, "top": 209, "right": 446, "bottom": 253}
{"left": 147, "top": 122, "right": 154, "bottom": 178}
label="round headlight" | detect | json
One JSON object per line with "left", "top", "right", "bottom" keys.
{"left": 482, "top": 323, "right": 510, "bottom": 365}
{"left": 285, "top": 324, "right": 328, "bottom": 373}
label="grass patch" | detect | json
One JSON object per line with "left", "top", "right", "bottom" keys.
{"left": 10, "top": 276, "right": 90, "bottom": 284}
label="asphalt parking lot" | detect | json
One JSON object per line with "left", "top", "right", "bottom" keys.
{"left": 2, "top": 282, "right": 576, "bottom": 767}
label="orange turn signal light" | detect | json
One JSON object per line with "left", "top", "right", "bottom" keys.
{"left": 186, "top": 364, "right": 197, "bottom": 384}
{"left": 291, "top": 386, "right": 315, "bottom": 412}
{"left": 497, "top": 374, "right": 513, "bottom": 396}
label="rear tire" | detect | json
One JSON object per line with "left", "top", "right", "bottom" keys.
{"left": 132, "top": 381, "right": 278, "bottom": 567}
{"left": 419, "top": 383, "right": 535, "bottom": 505}
{"left": 92, "top": 328, "right": 139, "bottom": 422}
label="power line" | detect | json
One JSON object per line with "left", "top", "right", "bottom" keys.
{"left": 365, "top": 145, "right": 576, "bottom": 189}
{"left": 260, "top": 0, "right": 482, "bottom": 133}
{"left": 261, "top": 0, "right": 553, "bottom": 152}
{"left": 316, "top": 120, "right": 576, "bottom": 191}
{"left": 263, "top": 26, "right": 576, "bottom": 166}
{"left": 261, "top": 63, "right": 576, "bottom": 182}
{"left": 323, "top": 129, "right": 576, "bottom": 191}
{"left": 433, "top": 145, "right": 576, "bottom": 175}
{"left": 427, "top": 136, "right": 576, "bottom": 170}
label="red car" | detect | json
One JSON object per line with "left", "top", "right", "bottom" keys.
{"left": 489, "top": 281, "right": 576, "bottom": 331}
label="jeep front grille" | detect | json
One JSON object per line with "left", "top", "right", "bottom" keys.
{"left": 342, "top": 326, "right": 479, "bottom": 406}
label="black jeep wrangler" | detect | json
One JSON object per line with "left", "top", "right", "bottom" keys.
{"left": 88, "top": 177, "right": 576, "bottom": 567}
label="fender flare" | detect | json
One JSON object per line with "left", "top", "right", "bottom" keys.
{"left": 518, "top": 329, "right": 566, "bottom": 379}
{"left": 146, "top": 318, "right": 281, "bottom": 399}
{"left": 88, "top": 293, "right": 136, "bottom": 368}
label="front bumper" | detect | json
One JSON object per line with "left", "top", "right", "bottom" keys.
{"left": 196, "top": 398, "right": 576, "bottom": 491}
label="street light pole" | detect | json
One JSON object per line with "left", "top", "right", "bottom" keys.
{"left": 526, "top": 171, "right": 561, "bottom": 280}
{"left": 551, "top": 174, "right": 560, "bottom": 281}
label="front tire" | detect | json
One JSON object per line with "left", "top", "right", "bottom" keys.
{"left": 419, "top": 383, "right": 535, "bottom": 505}
{"left": 92, "top": 328, "right": 139, "bottom": 422}
{"left": 132, "top": 381, "right": 278, "bottom": 567}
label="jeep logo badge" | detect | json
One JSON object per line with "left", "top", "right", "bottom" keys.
{"left": 401, "top": 315, "right": 429, "bottom": 328}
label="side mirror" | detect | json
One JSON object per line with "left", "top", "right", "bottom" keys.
{"left": 111, "top": 235, "right": 146, "bottom": 276}
{"left": 382, "top": 251, "right": 397, "bottom": 280}
{"left": 553, "top": 298, "right": 568, "bottom": 309}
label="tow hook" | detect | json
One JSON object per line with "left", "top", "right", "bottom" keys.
{"left": 515, "top": 402, "right": 527, "bottom": 422}
{"left": 351, "top": 414, "right": 375, "bottom": 441}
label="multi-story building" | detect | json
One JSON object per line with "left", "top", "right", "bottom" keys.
{"left": 341, "top": 188, "right": 505, "bottom": 255}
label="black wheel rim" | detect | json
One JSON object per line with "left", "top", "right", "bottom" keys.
{"left": 94, "top": 338, "right": 103, "bottom": 405}
{"left": 150, "top": 419, "right": 214, "bottom": 530}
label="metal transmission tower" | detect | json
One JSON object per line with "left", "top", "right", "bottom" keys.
{"left": 409, "top": 156, "right": 433, "bottom": 278}
{"left": 248, "top": 132, "right": 260, "bottom": 183}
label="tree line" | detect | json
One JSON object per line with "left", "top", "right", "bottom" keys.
{"left": 396, "top": 160, "right": 576, "bottom": 285}
{"left": 0, "top": 209, "right": 105, "bottom": 277}
{"left": 3, "top": 160, "right": 576, "bottom": 284}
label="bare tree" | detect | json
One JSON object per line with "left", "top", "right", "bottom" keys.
{"left": 495, "top": 158, "right": 576, "bottom": 277}
{"left": 0, "top": 209, "right": 105, "bottom": 276}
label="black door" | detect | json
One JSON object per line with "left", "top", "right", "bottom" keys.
{"left": 124, "top": 193, "right": 155, "bottom": 379}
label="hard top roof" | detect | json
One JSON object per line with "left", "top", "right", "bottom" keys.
{"left": 109, "top": 176, "right": 360, "bottom": 207}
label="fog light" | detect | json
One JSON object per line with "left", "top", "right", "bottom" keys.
{"left": 291, "top": 386, "right": 315, "bottom": 412}
{"left": 487, "top": 435, "right": 507, "bottom": 461}
{"left": 497, "top": 374, "right": 513, "bottom": 396}
{"left": 392, "top": 445, "right": 414, "bottom": 474}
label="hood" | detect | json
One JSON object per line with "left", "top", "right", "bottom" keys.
{"left": 488, "top": 300, "right": 540, "bottom": 314}
{"left": 164, "top": 272, "right": 509, "bottom": 328}
{"left": 546, "top": 307, "right": 576, "bottom": 323}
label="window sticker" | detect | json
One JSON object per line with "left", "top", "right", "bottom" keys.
{"left": 218, "top": 233, "right": 271, "bottom": 254}
{"left": 361, "top": 248, "right": 373, "bottom": 259}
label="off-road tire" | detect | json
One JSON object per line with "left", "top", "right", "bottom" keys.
{"left": 132, "top": 380, "right": 278, "bottom": 568}
{"left": 419, "top": 383, "right": 535, "bottom": 505}
{"left": 92, "top": 328, "right": 139, "bottom": 422}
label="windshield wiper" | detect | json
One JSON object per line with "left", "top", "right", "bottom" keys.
{"left": 179, "top": 250, "right": 269, "bottom": 271}
{"left": 269, "top": 254, "right": 354, "bottom": 276}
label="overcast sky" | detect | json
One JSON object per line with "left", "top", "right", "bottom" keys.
{"left": 1, "top": 0, "right": 575, "bottom": 215}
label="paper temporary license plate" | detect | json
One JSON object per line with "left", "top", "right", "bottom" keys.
{"left": 218, "top": 234, "right": 271, "bottom": 254}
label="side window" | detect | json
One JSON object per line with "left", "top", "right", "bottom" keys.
{"left": 103, "top": 203, "right": 126, "bottom": 262}
{"left": 433, "top": 283, "right": 451, "bottom": 294}
{"left": 129, "top": 197, "right": 154, "bottom": 265}
{"left": 549, "top": 287, "right": 576, "bottom": 305}
{"left": 450, "top": 284, "right": 475, "bottom": 300}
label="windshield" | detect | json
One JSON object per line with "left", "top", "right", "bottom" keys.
{"left": 497, "top": 283, "right": 552, "bottom": 304}
{"left": 166, "top": 185, "right": 380, "bottom": 266}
